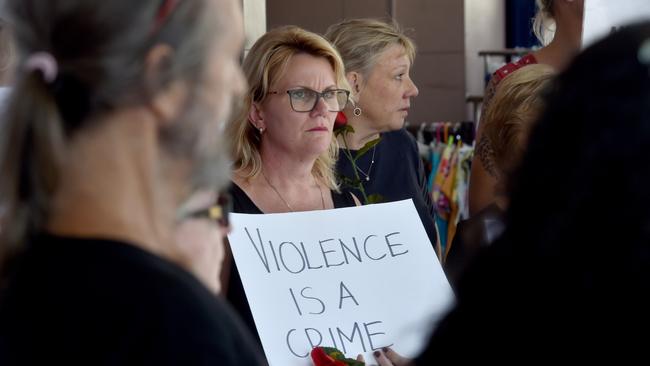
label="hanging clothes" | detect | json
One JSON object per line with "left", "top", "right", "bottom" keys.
{"left": 418, "top": 121, "right": 475, "bottom": 263}
{"left": 432, "top": 137, "right": 455, "bottom": 254}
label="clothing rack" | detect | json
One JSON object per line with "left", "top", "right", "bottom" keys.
{"left": 465, "top": 95, "right": 484, "bottom": 124}
{"left": 417, "top": 121, "right": 475, "bottom": 147}
{"left": 414, "top": 121, "right": 474, "bottom": 260}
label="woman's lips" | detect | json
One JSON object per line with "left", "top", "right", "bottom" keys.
{"left": 307, "top": 126, "right": 329, "bottom": 132}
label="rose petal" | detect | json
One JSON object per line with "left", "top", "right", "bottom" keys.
{"left": 335, "top": 111, "right": 348, "bottom": 127}
{"left": 311, "top": 346, "right": 338, "bottom": 366}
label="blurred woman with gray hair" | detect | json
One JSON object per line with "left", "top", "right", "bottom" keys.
{"left": 0, "top": 0, "right": 264, "bottom": 364}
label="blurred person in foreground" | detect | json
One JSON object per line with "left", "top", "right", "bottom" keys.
{"left": 0, "top": 0, "right": 265, "bottom": 364}
{"left": 370, "top": 20, "right": 650, "bottom": 365}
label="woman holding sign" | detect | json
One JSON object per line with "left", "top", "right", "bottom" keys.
{"left": 224, "top": 26, "right": 357, "bottom": 340}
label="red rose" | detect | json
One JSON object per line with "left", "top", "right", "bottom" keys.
{"left": 311, "top": 346, "right": 364, "bottom": 366}
{"left": 310, "top": 347, "right": 346, "bottom": 366}
{"left": 334, "top": 111, "right": 348, "bottom": 128}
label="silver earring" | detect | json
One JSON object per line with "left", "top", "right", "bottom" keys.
{"left": 350, "top": 97, "right": 362, "bottom": 117}
{"left": 259, "top": 127, "right": 265, "bottom": 134}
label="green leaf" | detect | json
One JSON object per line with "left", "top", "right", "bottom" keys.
{"left": 334, "top": 124, "right": 355, "bottom": 137}
{"left": 338, "top": 175, "right": 361, "bottom": 189}
{"left": 354, "top": 137, "right": 381, "bottom": 161}
{"left": 366, "top": 194, "right": 384, "bottom": 204}
{"left": 321, "top": 347, "right": 365, "bottom": 366}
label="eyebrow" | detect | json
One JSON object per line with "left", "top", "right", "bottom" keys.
{"left": 289, "top": 85, "right": 338, "bottom": 91}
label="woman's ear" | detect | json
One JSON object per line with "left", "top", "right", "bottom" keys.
{"left": 248, "top": 102, "right": 265, "bottom": 132}
{"left": 346, "top": 71, "right": 363, "bottom": 95}
{"left": 145, "top": 44, "right": 188, "bottom": 126}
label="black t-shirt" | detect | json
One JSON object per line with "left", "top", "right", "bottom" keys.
{"left": 337, "top": 128, "right": 438, "bottom": 250}
{"left": 0, "top": 234, "right": 265, "bottom": 366}
{"left": 225, "top": 183, "right": 356, "bottom": 344}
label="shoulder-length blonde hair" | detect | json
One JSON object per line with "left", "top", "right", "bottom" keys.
{"left": 227, "top": 25, "right": 348, "bottom": 190}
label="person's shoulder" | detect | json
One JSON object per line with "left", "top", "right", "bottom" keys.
{"left": 145, "top": 271, "right": 264, "bottom": 364}
{"left": 1, "top": 236, "right": 265, "bottom": 365}
{"left": 332, "top": 188, "right": 358, "bottom": 208}
{"left": 381, "top": 129, "right": 419, "bottom": 158}
{"left": 228, "top": 179, "right": 263, "bottom": 214}
{"left": 70, "top": 237, "right": 261, "bottom": 361}
{"left": 381, "top": 128, "right": 417, "bottom": 146}
{"left": 119, "top": 259, "right": 265, "bottom": 365}
{"left": 228, "top": 180, "right": 247, "bottom": 201}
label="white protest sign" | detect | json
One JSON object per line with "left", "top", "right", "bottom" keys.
{"left": 228, "top": 199, "right": 454, "bottom": 366}
{"left": 583, "top": 0, "right": 650, "bottom": 47}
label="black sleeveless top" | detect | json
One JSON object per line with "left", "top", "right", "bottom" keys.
{"left": 225, "top": 183, "right": 357, "bottom": 344}
{"left": 228, "top": 183, "right": 356, "bottom": 214}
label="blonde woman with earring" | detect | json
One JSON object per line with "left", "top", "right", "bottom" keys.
{"left": 325, "top": 18, "right": 440, "bottom": 254}
{"left": 223, "top": 26, "right": 357, "bottom": 342}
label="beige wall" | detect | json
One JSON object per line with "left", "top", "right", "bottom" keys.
{"left": 268, "top": 0, "right": 393, "bottom": 33}
{"left": 465, "top": 0, "right": 505, "bottom": 120}
{"left": 243, "top": 0, "right": 267, "bottom": 53}
{"left": 265, "top": 0, "right": 466, "bottom": 125}
{"left": 397, "top": 0, "right": 466, "bottom": 125}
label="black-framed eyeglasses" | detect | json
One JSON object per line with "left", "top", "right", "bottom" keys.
{"left": 269, "top": 88, "right": 350, "bottom": 112}
{"left": 181, "top": 192, "right": 232, "bottom": 228}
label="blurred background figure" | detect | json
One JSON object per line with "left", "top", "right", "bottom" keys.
{"left": 0, "top": 15, "right": 15, "bottom": 233}
{"left": 0, "top": 16, "right": 14, "bottom": 100}
{"left": 325, "top": 19, "right": 439, "bottom": 253}
{"left": 370, "top": 19, "right": 650, "bottom": 366}
{"left": 445, "top": 64, "right": 554, "bottom": 287}
{"left": 0, "top": 0, "right": 264, "bottom": 364}
{"left": 413, "top": 20, "right": 650, "bottom": 363}
{"left": 469, "top": 0, "right": 584, "bottom": 216}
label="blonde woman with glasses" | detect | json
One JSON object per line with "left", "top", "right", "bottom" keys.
{"left": 224, "top": 25, "right": 357, "bottom": 341}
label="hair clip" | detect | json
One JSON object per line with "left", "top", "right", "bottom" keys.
{"left": 25, "top": 52, "right": 58, "bottom": 83}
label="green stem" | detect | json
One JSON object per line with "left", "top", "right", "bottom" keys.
{"left": 342, "top": 134, "right": 370, "bottom": 204}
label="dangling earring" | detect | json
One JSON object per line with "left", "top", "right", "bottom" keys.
{"left": 350, "top": 98, "right": 362, "bottom": 117}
